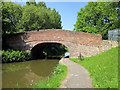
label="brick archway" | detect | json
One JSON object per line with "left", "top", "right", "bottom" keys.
{"left": 5, "top": 29, "right": 102, "bottom": 57}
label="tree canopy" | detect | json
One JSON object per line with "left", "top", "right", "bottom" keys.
{"left": 74, "top": 2, "right": 120, "bottom": 39}
{"left": 2, "top": 2, "right": 22, "bottom": 34}
{"left": 2, "top": 1, "right": 62, "bottom": 35}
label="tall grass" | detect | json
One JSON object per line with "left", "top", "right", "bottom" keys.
{"left": 34, "top": 64, "right": 67, "bottom": 88}
{"left": 71, "top": 47, "right": 118, "bottom": 88}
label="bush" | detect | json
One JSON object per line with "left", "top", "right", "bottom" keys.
{"left": 2, "top": 50, "right": 31, "bottom": 63}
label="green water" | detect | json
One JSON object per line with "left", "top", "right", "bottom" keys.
{"left": 2, "top": 59, "right": 59, "bottom": 88}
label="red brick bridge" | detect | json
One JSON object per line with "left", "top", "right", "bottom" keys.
{"left": 6, "top": 29, "right": 102, "bottom": 57}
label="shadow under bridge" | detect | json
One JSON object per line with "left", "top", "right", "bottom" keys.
{"left": 31, "top": 42, "right": 68, "bottom": 59}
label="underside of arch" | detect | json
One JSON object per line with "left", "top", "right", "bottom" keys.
{"left": 31, "top": 42, "right": 68, "bottom": 59}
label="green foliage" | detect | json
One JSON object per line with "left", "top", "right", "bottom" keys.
{"left": 34, "top": 64, "right": 67, "bottom": 88}
{"left": 2, "top": 2, "right": 22, "bottom": 34}
{"left": 74, "top": 2, "right": 120, "bottom": 39}
{"left": 2, "top": 2, "right": 62, "bottom": 34}
{"left": 21, "top": 5, "right": 62, "bottom": 31}
{"left": 37, "top": 2, "right": 47, "bottom": 8}
{"left": 26, "top": 0, "right": 36, "bottom": 6}
{"left": 2, "top": 50, "right": 31, "bottom": 63}
{"left": 70, "top": 47, "right": 118, "bottom": 88}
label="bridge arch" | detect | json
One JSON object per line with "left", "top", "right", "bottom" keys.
{"left": 5, "top": 30, "right": 102, "bottom": 57}
{"left": 31, "top": 42, "right": 69, "bottom": 59}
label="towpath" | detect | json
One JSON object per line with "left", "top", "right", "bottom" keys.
{"left": 59, "top": 58, "right": 93, "bottom": 88}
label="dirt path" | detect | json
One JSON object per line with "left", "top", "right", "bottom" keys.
{"left": 59, "top": 58, "right": 93, "bottom": 88}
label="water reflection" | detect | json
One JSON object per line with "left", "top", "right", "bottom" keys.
{"left": 2, "top": 59, "right": 59, "bottom": 88}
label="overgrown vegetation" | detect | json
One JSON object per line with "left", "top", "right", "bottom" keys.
{"left": 2, "top": 50, "right": 31, "bottom": 63}
{"left": 34, "top": 64, "right": 67, "bottom": 88}
{"left": 70, "top": 47, "right": 118, "bottom": 88}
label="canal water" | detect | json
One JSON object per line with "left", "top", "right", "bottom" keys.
{"left": 2, "top": 59, "right": 59, "bottom": 88}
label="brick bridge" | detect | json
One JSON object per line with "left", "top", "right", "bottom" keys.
{"left": 5, "top": 29, "right": 102, "bottom": 57}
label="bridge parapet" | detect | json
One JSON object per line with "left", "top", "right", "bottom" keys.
{"left": 24, "top": 30, "right": 102, "bottom": 46}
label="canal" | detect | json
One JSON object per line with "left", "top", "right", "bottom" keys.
{"left": 2, "top": 59, "right": 59, "bottom": 88}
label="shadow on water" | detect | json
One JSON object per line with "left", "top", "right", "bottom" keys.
{"left": 2, "top": 59, "right": 60, "bottom": 88}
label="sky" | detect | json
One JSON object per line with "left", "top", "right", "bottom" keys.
{"left": 46, "top": 2, "right": 88, "bottom": 30}
{"left": 15, "top": 1, "right": 88, "bottom": 30}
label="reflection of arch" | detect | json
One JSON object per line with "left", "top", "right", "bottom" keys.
{"left": 31, "top": 42, "right": 69, "bottom": 59}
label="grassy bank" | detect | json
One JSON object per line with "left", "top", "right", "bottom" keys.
{"left": 71, "top": 47, "right": 118, "bottom": 88}
{"left": 34, "top": 64, "right": 67, "bottom": 88}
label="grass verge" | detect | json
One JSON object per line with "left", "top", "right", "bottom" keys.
{"left": 34, "top": 64, "right": 67, "bottom": 88}
{"left": 70, "top": 47, "right": 118, "bottom": 88}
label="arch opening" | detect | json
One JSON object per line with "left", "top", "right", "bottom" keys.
{"left": 31, "top": 42, "right": 68, "bottom": 59}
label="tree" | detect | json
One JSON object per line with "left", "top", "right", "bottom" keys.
{"left": 2, "top": 1, "right": 62, "bottom": 33}
{"left": 49, "top": 9, "right": 62, "bottom": 29}
{"left": 74, "top": 2, "right": 120, "bottom": 39}
{"left": 21, "top": 2, "right": 62, "bottom": 31}
{"left": 21, "top": 5, "right": 38, "bottom": 31}
{"left": 2, "top": 2, "right": 22, "bottom": 34}
{"left": 37, "top": 2, "right": 46, "bottom": 8}
{"left": 26, "top": 0, "right": 36, "bottom": 6}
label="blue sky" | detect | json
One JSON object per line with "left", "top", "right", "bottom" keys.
{"left": 46, "top": 2, "right": 88, "bottom": 30}
{"left": 16, "top": 2, "right": 88, "bottom": 30}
